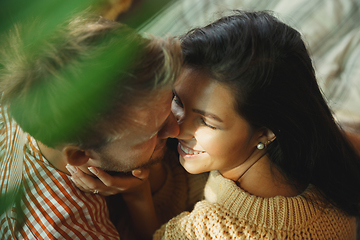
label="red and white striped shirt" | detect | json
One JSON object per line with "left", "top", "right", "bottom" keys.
{"left": 0, "top": 106, "right": 120, "bottom": 240}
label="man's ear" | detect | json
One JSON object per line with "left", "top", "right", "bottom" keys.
{"left": 63, "top": 145, "right": 90, "bottom": 166}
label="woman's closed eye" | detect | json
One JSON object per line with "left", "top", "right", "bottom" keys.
{"left": 200, "top": 117, "right": 217, "bottom": 130}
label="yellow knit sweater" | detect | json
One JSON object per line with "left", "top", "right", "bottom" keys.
{"left": 154, "top": 171, "right": 357, "bottom": 239}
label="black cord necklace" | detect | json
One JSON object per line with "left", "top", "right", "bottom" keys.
{"left": 236, "top": 152, "right": 266, "bottom": 183}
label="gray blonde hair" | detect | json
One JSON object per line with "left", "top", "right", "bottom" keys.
{"left": 0, "top": 13, "right": 182, "bottom": 149}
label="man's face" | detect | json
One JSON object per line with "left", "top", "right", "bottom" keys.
{"left": 86, "top": 89, "right": 179, "bottom": 173}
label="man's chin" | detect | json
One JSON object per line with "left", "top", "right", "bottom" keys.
{"left": 103, "top": 156, "right": 164, "bottom": 176}
{"left": 100, "top": 147, "right": 167, "bottom": 176}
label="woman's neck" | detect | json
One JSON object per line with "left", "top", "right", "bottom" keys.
{"left": 236, "top": 156, "right": 302, "bottom": 198}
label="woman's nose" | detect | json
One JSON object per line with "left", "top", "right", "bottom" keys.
{"left": 176, "top": 115, "right": 197, "bottom": 141}
{"left": 171, "top": 101, "right": 195, "bottom": 140}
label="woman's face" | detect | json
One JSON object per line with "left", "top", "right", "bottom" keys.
{"left": 172, "top": 68, "right": 264, "bottom": 180}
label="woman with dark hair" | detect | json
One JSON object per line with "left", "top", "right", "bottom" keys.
{"left": 161, "top": 10, "right": 360, "bottom": 239}
{"left": 70, "top": 11, "right": 360, "bottom": 239}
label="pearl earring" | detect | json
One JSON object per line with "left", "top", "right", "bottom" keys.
{"left": 257, "top": 142, "right": 265, "bottom": 150}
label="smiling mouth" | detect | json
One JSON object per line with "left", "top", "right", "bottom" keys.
{"left": 179, "top": 142, "right": 205, "bottom": 155}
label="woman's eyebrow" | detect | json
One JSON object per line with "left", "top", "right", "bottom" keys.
{"left": 192, "top": 109, "right": 223, "bottom": 122}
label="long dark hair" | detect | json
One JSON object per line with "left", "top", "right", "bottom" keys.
{"left": 180, "top": 10, "right": 360, "bottom": 217}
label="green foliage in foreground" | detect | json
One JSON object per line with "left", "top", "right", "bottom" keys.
{"left": 0, "top": 0, "right": 105, "bottom": 219}
{"left": 0, "top": 0, "right": 168, "bottom": 222}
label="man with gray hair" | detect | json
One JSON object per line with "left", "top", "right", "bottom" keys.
{"left": 0, "top": 14, "right": 193, "bottom": 239}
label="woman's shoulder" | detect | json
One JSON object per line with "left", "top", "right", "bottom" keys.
{"left": 155, "top": 191, "right": 356, "bottom": 240}
{"left": 156, "top": 177, "right": 356, "bottom": 239}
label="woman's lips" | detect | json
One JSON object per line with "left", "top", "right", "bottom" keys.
{"left": 178, "top": 141, "right": 205, "bottom": 156}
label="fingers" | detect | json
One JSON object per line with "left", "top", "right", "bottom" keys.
{"left": 72, "top": 167, "right": 98, "bottom": 190}
{"left": 66, "top": 164, "right": 151, "bottom": 196}
{"left": 87, "top": 167, "right": 120, "bottom": 187}
{"left": 87, "top": 167, "right": 150, "bottom": 187}
{"left": 71, "top": 177, "right": 98, "bottom": 194}
{"left": 101, "top": 169, "right": 150, "bottom": 192}
{"left": 132, "top": 168, "right": 150, "bottom": 180}
{"left": 66, "top": 165, "right": 106, "bottom": 195}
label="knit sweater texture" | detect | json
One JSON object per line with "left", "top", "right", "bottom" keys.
{"left": 154, "top": 170, "right": 356, "bottom": 239}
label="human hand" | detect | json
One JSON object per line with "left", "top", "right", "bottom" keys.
{"left": 66, "top": 164, "right": 150, "bottom": 197}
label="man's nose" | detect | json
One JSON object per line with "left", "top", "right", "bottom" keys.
{"left": 158, "top": 112, "right": 180, "bottom": 139}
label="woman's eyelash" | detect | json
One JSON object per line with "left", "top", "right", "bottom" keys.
{"left": 200, "top": 118, "right": 217, "bottom": 130}
{"left": 172, "top": 94, "right": 183, "bottom": 107}
{"left": 172, "top": 91, "right": 216, "bottom": 130}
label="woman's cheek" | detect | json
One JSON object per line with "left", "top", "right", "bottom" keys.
{"left": 196, "top": 131, "right": 221, "bottom": 154}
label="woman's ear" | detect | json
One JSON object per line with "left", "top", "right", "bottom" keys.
{"left": 266, "top": 128, "right": 276, "bottom": 142}
{"left": 258, "top": 127, "right": 276, "bottom": 144}
{"left": 63, "top": 145, "right": 90, "bottom": 166}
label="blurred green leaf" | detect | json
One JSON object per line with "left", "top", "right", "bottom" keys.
{"left": 0, "top": 0, "right": 168, "bottom": 227}
{"left": 10, "top": 30, "right": 141, "bottom": 146}
{"left": 0, "top": 184, "right": 23, "bottom": 218}
{"left": 0, "top": 0, "right": 107, "bottom": 221}
{"left": 0, "top": 0, "right": 102, "bottom": 32}
{"left": 0, "top": 0, "right": 106, "bottom": 61}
